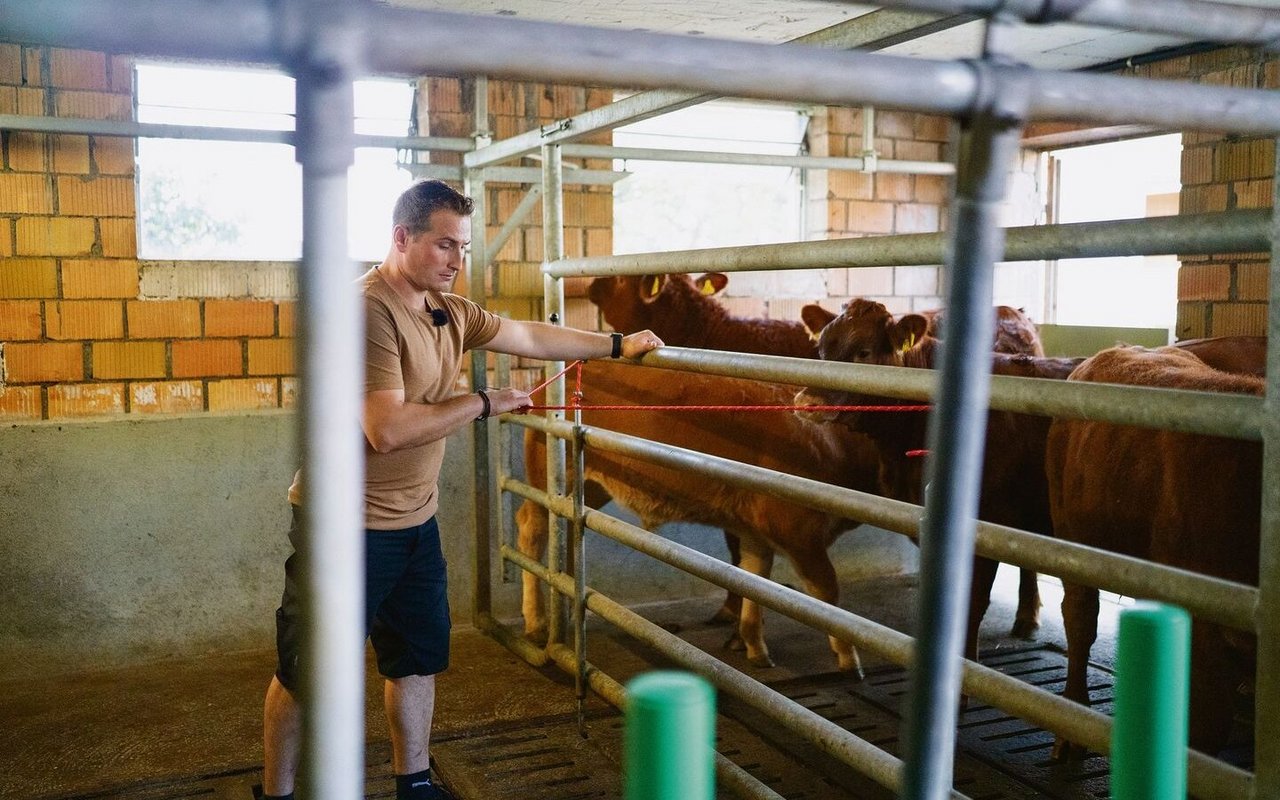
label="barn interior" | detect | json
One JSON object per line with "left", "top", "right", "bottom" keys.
{"left": 0, "top": 2, "right": 1276, "bottom": 799}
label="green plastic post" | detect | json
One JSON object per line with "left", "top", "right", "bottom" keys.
{"left": 624, "top": 671, "right": 716, "bottom": 800}
{"left": 1111, "top": 601, "right": 1191, "bottom": 800}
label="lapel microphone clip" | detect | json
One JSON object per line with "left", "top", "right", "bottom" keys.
{"left": 430, "top": 308, "right": 449, "bottom": 327}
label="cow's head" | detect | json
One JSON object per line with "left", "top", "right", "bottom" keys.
{"left": 794, "top": 299, "right": 930, "bottom": 422}
{"left": 587, "top": 273, "right": 727, "bottom": 333}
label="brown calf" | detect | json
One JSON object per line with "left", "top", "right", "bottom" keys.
{"left": 1045, "top": 345, "right": 1262, "bottom": 758}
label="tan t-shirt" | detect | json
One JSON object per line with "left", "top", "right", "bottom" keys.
{"left": 288, "top": 267, "right": 502, "bottom": 529}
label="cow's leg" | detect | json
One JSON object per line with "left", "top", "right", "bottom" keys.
{"left": 967, "top": 557, "right": 1000, "bottom": 663}
{"left": 787, "top": 543, "right": 863, "bottom": 678}
{"left": 727, "top": 541, "right": 775, "bottom": 668}
{"left": 710, "top": 531, "right": 744, "bottom": 624}
{"left": 1188, "top": 621, "right": 1237, "bottom": 756}
{"left": 1052, "top": 581, "right": 1099, "bottom": 761}
{"left": 515, "top": 498, "right": 549, "bottom": 645}
{"left": 1013, "top": 567, "right": 1042, "bottom": 639}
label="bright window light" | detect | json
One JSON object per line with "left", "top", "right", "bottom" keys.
{"left": 135, "top": 63, "right": 416, "bottom": 261}
{"left": 1050, "top": 134, "right": 1182, "bottom": 330}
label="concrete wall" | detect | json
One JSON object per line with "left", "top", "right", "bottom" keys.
{"left": 0, "top": 413, "right": 916, "bottom": 681}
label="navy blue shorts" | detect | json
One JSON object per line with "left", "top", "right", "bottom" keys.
{"left": 275, "top": 507, "right": 451, "bottom": 692}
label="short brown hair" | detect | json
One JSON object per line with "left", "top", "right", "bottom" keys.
{"left": 392, "top": 179, "right": 474, "bottom": 235}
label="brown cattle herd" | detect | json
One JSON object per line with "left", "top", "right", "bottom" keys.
{"left": 515, "top": 271, "right": 1266, "bottom": 761}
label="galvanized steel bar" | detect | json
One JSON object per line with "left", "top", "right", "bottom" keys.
{"left": 0, "top": 114, "right": 476, "bottom": 150}
{"left": 501, "top": 482, "right": 1253, "bottom": 800}
{"left": 495, "top": 353, "right": 518, "bottom": 585}
{"left": 15, "top": 2, "right": 1280, "bottom": 136}
{"left": 465, "top": 135, "right": 493, "bottom": 623}
{"left": 501, "top": 544, "right": 952, "bottom": 799}
{"left": 558, "top": 143, "right": 956, "bottom": 175}
{"left": 541, "top": 143, "right": 568, "bottom": 647}
{"left": 464, "top": 8, "right": 960, "bottom": 169}
{"left": 293, "top": 14, "right": 364, "bottom": 798}
{"left": 810, "top": 0, "right": 1280, "bottom": 48}
{"left": 571, "top": 418, "right": 588, "bottom": 736}
{"left": 1256, "top": 140, "right": 1280, "bottom": 800}
{"left": 509, "top": 414, "right": 1257, "bottom": 633}
{"left": 485, "top": 185, "right": 542, "bottom": 270}
{"left": 632, "top": 346, "right": 1265, "bottom": 441}
{"left": 902, "top": 63, "right": 1027, "bottom": 796}
{"left": 544, "top": 209, "right": 1271, "bottom": 278}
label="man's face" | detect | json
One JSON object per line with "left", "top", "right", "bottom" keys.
{"left": 396, "top": 210, "right": 471, "bottom": 294}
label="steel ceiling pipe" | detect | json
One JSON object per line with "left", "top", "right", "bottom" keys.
{"left": 559, "top": 143, "right": 957, "bottom": 175}
{"left": 544, "top": 209, "right": 1272, "bottom": 278}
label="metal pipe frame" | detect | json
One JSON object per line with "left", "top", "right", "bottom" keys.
{"left": 484, "top": 185, "right": 542, "bottom": 270}
{"left": 500, "top": 543, "right": 957, "bottom": 799}
{"left": 541, "top": 144, "right": 568, "bottom": 648}
{"left": 500, "top": 478, "right": 1252, "bottom": 800}
{"left": 545, "top": 208, "right": 1272, "bottom": 277}
{"left": 465, "top": 125, "right": 493, "bottom": 624}
{"left": 810, "top": 0, "right": 1280, "bottom": 48}
{"left": 631, "top": 346, "right": 1265, "bottom": 441}
{"left": 558, "top": 143, "right": 956, "bottom": 176}
{"left": 11, "top": 1, "right": 1280, "bottom": 136}
{"left": 494, "top": 352, "right": 519, "bottom": 586}
{"left": 507, "top": 413, "right": 1255, "bottom": 634}
{"left": 291, "top": 8, "right": 364, "bottom": 798}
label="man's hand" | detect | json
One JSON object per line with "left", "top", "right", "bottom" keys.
{"left": 620, "top": 330, "right": 664, "bottom": 359}
{"left": 486, "top": 386, "right": 533, "bottom": 416}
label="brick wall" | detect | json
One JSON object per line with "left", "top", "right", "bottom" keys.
{"left": 816, "top": 106, "right": 956, "bottom": 317}
{"left": 0, "top": 44, "right": 298, "bottom": 421}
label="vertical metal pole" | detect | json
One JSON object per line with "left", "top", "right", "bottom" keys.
{"left": 901, "top": 59, "right": 1029, "bottom": 800}
{"left": 572, "top": 411, "right": 589, "bottom": 737}
{"left": 542, "top": 143, "right": 568, "bottom": 647}
{"left": 293, "top": 11, "right": 364, "bottom": 799}
{"left": 1254, "top": 137, "right": 1280, "bottom": 800}
{"left": 496, "top": 349, "right": 518, "bottom": 584}
{"left": 466, "top": 74, "right": 493, "bottom": 622}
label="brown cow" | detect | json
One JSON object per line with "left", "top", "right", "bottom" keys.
{"left": 517, "top": 362, "right": 882, "bottom": 672}
{"left": 1045, "top": 345, "right": 1262, "bottom": 758}
{"left": 796, "top": 300, "right": 1083, "bottom": 661}
{"left": 1175, "top": 335, "right": 1267, "bottom": 378}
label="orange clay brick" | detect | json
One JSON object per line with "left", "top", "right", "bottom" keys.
{"left": 46, "top": 299, "right": 123, "bottom": 340}
{"left": 848, "top": 201, "right": 895, "bottom": 234}
{"left": 584, "top": 227, "right": 612, "bottom": 257}
{"left": 127, "top": 300, "right": 200, "bottom": 338}
{"left": 91, "top": 136, "right": 135, "bottom": 176}
{"left": 60, "top": 259, "right": 140, "bottom": 298}
{"left": 48, "top": 382, "right": 125, "bottom": 418}
{"left": 1210, "top": 302, "right": 1267, "bottom": 336}
{"left": 0, "top": 44, "right": 22, "bottom": 83}
{"left": 247, "top": 338, "right": 294, "bottom": 376}
{"left": 0, "top": 300, "right": 42, "bottom": 339}
{"left": 276, "top": 302, "right": 296, "bottom": 336}
{"left": 0, "top": 87, "right": 15, "bottom": 116}
{"left": 7, "top": 132, "right": 48, "bottom": 172}
{"left": 0, "top": 223, "right": 11, "bottom": 257}
{"left": 204, "top": 299, "right": 274, "bottom": 337}
{"left": 4, "top": 341, "right": 84, "bottom": 382}
{"left": 54, "top": 90, "right": 131, "bottom": 120}
{"left": 1178, "top": 263, "right": 1231, "bottom": 301}
{"left": 98, "top": 219, "right": 137, "bottom": 258}
{"left": 91, "top": 340, "right": 165, "bottom": 379}
{"left": 130, "top": 380, "right": 203, "bottom": 414}
{"left": 56, "top": 175, "right": 134, "bottom": 217}
{"left": 1237, "top": 262, "right": 1269, "bottom": 301}
{"left": 0, "top": 259, "right": 59, "bottom": 298}
{"left": 108, "top": 55, "right": 134, "bottom": 94}
{"left": 828, "top": 170, "right": 873, "bottom": 201}
{"left": 49, "top": 48, "right": 108, "bottom": 90}
{"left": 23, "top": 48, "right": 43, "bottom": 86}
{"left": 17, "top": 87, "right": 44, "bottom": 115}
{"left": 52, "top": 134, "right": 91, "bottom": 174}
{"left": 15, "top": 217, "right": 95, "bottom": 257}
{"left": 172, "top": 339, "right": 242, "bottom": 378}
{"left": 0, "top": 173, "right": 53, "bottom": 214}
{"left": 0, "top": 385, "right": 42, "bottom": 421}
{"left": 207, "top": 378, "right": 278, "bottom": 411}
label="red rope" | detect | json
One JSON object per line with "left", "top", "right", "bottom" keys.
{"left": 905, "top": 449, "right": 930, "bottom": 458}
{"left": 523, "top": 359, "right": 931, "bottom": 414}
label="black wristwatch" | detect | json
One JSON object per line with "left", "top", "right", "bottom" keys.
{"left": 610, "top": 332, "right": 623, "bottom": 358}
{"left": 475, "top": 389, "right": 491, "bottom": 421}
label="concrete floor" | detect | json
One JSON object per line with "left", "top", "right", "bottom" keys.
{"left": 0, "top": 567, "right": 1122, "bottom": 800}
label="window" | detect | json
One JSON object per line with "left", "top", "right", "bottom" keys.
{"left": 135, "top": 63, "right": 416, "bottom": 261}
{"left": 1045, "top": 134, "right": 1182, "bottom": 330}
{"left": 611, "top": 100, "right": 816, "bottom": 297}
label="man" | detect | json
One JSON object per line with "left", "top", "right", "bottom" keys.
{"left": 262, "top": 179, "right": 663, "bottom": 800}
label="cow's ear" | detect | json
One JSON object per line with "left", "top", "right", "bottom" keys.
{"left": 891, "top": 314, "right": 929, "bottom": 352}
{"left": 801, "top": 304, "right": 836, "bottom": 338}
{"left": 640, "top": 274, "right": 667, "bottom": 303}
{"left": 695, "top": 272, "right": 728, "bottom": 297}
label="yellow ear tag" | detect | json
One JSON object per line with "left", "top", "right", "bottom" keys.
{"left": 650, "top": 276, "right": 661, "bottom": 297}
{"left": 900, "top": 333, "right": 916, "bottom": 354}
{"left": 700, "top": 278, "right": 715, "bottom": 295}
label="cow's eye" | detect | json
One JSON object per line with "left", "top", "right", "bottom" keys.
{"left": 857, "top": 349, "right": 872, "bottom": 360}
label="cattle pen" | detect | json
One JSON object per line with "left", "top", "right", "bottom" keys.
{"left": 3, "top": 2, "right": 1279, "bottom": 800}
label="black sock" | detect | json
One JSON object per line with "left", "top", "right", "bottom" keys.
{"left": 396, "top": 769, "right": 436, "bottom": 799}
